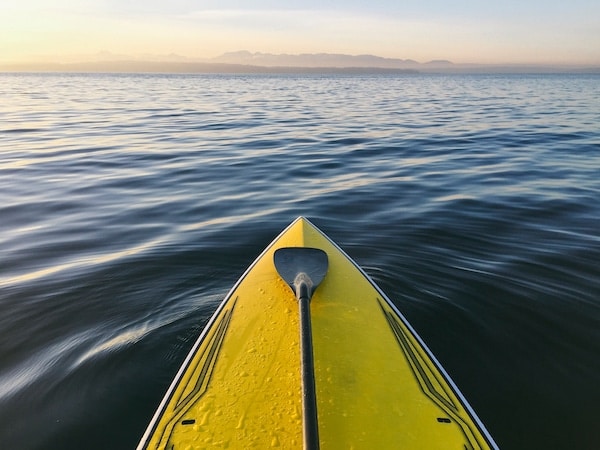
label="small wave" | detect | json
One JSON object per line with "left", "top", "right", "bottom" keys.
{"left": 0, "top": 331, "right": 89, "bottom": 401}
{"left": 0, "top": 236, "right": 170, "bottom": 288}
{"left": 2, "top": 128, "right": 45, "bottom": 133}
{"left": 73, "top": 325, "right": 153, "bottom": 367}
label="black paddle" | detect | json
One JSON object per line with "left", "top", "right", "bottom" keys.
{"left": 274, "top": 247, "right": 328, "bottom": 450}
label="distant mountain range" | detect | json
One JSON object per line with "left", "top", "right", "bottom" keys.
{"left": 206, "top": 51, "right": 598, "bottom": 73}
{"left": 2, "top": 51, "right": 598, "bottom": 74}
{"left": 209, "top": 50, "right": 453, "bottom": 69}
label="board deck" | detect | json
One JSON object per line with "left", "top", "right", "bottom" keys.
{"left": 138, "top": 217, "right": 498, "bottom": 449}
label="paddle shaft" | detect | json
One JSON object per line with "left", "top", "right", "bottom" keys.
{"left": 297, "top": 282, "right": 320, "bottom": 450}
{"left": 273, "top": 247, "right": 327, "bottom": 449}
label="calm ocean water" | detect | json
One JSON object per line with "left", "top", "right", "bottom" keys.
{"left": 1, "top": 72, "right": 599, "bottom": 449}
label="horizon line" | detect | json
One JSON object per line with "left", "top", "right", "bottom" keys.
{"left": 2, "top": 50, "right": 599, "bottom": 68}
{"left": 1, "top": 51, "right": 599, "bottom": 75}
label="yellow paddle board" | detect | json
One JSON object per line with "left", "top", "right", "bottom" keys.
{"left": 138, "top": 217, "right": 497, "bottom": 449}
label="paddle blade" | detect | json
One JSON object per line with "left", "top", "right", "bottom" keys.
{"left": 274, "top": 247, "right": 328, "bottom": 299}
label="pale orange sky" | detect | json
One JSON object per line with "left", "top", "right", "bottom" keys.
{"left": 1, "top": 1, "right": 599, "bottom": 65}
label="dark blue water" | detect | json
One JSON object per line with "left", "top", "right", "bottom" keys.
{"left": 1, "top": 72, "right": 599, "bottom": 449}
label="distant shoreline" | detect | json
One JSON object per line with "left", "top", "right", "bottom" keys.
{"left": 0, "top": 61, "right": 419, "bottom": 75}
{"left": 1, "top": 60, "right": 599, "bottom": 75}
{"left": 2, "top": 64, "right": 599, "bottom": 75}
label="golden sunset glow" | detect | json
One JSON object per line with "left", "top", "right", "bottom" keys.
{"left": 1, "top": 1, "right": 599, "bottom": 66}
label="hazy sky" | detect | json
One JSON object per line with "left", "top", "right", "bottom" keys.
{"left": 1, "top": 0, "right": 599, "bottom": 65}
